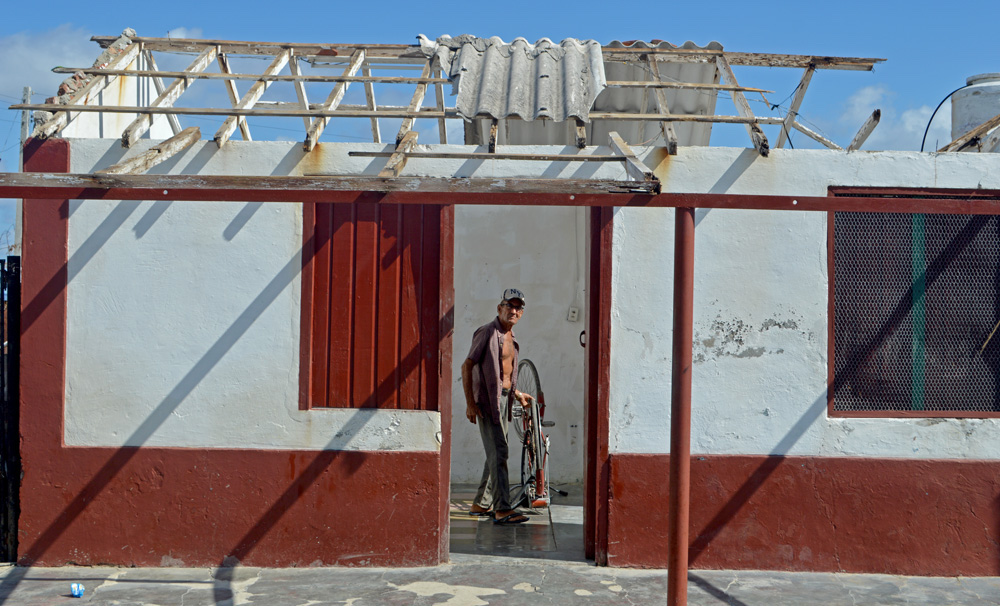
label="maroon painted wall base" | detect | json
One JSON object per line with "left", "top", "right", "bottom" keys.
{"left": 609, "top": 452, "right": 1000, "bottom": 576}
{"left": 18, "top": 449, "right": 442, "bottom": 567}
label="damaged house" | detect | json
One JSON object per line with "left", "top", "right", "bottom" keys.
{"left": 2, "top": 29, "right": 1000, "bottom": 587}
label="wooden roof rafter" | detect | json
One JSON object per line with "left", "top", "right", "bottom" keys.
{"left": 17, "top": 34, "right": 887, "bottom": 161}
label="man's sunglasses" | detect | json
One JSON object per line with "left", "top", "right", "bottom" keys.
{"left": 502, "top": 302, "right": 525, "bottom": 312}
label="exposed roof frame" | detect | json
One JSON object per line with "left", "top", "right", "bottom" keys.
{"left": 13, "top": 34, "right": 885, "bottom": 169}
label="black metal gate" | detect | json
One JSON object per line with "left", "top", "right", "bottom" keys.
{"left": 1, "top": 256, "right": 20, "bottom": 562}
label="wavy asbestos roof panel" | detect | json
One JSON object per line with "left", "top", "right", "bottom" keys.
{"left": 419, "top": 34, "right": 607, "bottom": 123}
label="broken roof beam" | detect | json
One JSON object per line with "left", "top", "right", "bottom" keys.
{"left": 217, "top": 53, "right": 253, "bottom": 142}
{"left": 32, "top": 42, "right": 142, "bottom": 139}
{"left": 847, "top": 109, "right": 881, "bottom": 151}
{"left": 608, "top": 132, "right": 657, "bottom": 189}
{"left": 396, "top": 60, "right": 434, "bottom": 144}
{"left": 378, "top": 130, "right": 419, "bottom": 178}
{"left": 792, "top": 121, "right": 842, "bottom": 150}
{"left": 304, "top": 49, "right": 366, "bottom": 152}
{"left": 95, "top": 126, "right": 201, "bottom": 174}
{"left": 575, "top": 119, "right": 587, "bottom": 149}
{"left": 716, "top": 55, "right": 769, "bottom": 156}
{"left": 648, "top": 58, "right": 679, "bottom": 155}
{"left": 938, "top": 111, "right": 1000, "bottom": 152}
{"left": 142, "top": 50, "right": 183, "bottom": 136}
{"left": 215, "top": 48, "right": 290, "bottom": 147}
{"left": 775, "top": 66, "right": 814, "bottom": 150}
{"left": 121, "top": 44, "right": 218, "bottom": 147}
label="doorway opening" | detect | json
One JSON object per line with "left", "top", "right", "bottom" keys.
{"left": 448, "top": 204, "right": 591, "bottom": 562}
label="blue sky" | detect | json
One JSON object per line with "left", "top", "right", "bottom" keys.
{"left": 1, "top": 0, "right": 997, "bottom": 244}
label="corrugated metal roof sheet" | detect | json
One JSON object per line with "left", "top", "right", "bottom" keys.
{"left": 419, "top": 34, "right": 607, "bottom": 123}
{"left": 423, "top": 36, "right": 724, "bottom": 148}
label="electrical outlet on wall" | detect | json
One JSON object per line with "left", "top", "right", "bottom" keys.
{"left": 567, "top": 306, "right": 580, "bottom": 322}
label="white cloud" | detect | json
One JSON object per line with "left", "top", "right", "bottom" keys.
{"left": 838, "top": 85, "right": 952, "bottom": 151}
{"left": 165, "top": 27, "right": 204, "bottom": 40}
{"left": 0, "top": 24, "right": 102, "bottom": 102}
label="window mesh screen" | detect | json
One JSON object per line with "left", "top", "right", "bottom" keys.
{"left": 833, "top": 212, "right": 1000, "bottom": 413}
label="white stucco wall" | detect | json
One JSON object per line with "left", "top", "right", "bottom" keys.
{"left": 59, "top": 138, "right": 1000, "bottom": 461}
{"left": 611, "top": 147, "right": 1000, "bottom": 460}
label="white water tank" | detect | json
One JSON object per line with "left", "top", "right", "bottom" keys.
{"left": 951, "top": 73, "right": 1000, "bottom": 140}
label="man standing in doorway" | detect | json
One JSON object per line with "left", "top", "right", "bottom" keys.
{"left": 462, "top": 288, "right": 534, "bottom": 525}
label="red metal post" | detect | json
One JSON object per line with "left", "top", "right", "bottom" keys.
{"left": 667, "top": 207, "right": 695, "bottom": 606}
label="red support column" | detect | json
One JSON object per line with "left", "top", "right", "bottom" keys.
{"left": 667, "top": 207, "right": 695, "bottom": 606}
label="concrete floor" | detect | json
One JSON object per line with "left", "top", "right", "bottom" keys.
{"left": 2, "top": 484, "right": 1000, "bottom": 604}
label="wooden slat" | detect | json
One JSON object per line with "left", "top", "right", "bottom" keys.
{"left": 15, "top": 102, "right": 796, "bottom": 125}
{"left": 607, "top": 81, "right": 772, "bottom": 93}
{"left": 96, "top": 126, "right": 201, "bottom": 174}
{"left": 377, "top": 203, "right": 401, "bottom": 408}
{"left": 327, "top": 203, "right": 356, "bottom": 406}
{"left": 353, "top": 201, "right": 379, "bottom": 407}
{"left": 433, "top": 67, "right": 447, "bottom": 144}
{"left": 0, "top": 172, "right": 661, "bottom": 197}
{"left": 32, "top": 42, "right": 142, "bottom": 139}
{"left": 792, "top": 120, "right": 843, "bottom": 150}
{"left": 215, "top": 49, "right": 290, "bottom": 147}
{"left": 397, "top": 60, "right": 434, "bottom": 144}
{"left": 398, "top": 205, "right": 423, "bottom": 409}
{"left": 420, "top": 205, "right": 442, "bottom": 411}
{"left": 775, "top": 66, "right": 814, "bottom": 150}
{"left": 939, "top": 111, "right": 1000, "bottom": 152}
{"left": 217, "top": 53, "right": 252, "bottom": 142}
{"left": 614, "top": 48, "right": 882, "bottom": 70}
{"left": 847, "top": 109, "right": 881, "bottom": 151}
{"left": 716, "top": 55, "right": 769, "bottom": 156}
{"left": 362, "top": 66, "right": 381, "bottom": 143}
{"left": 304, "top": 49, "right": 366, "bottom": 152}
{"left": 648, "top": 59, "right": 679, "bottom": 155}
{"left": 378, "top": 131, "right": 419, "bottom": 178}
{"left": 142, "top": 51, "right": 183, "bottom": 136}
{"left": 53, "top": 66, "right": 450, "bottom": 85}
{"left": 311, "top": 202, "right": 334, "bottom": 406}
{"left": 90, "top": 36, "right": 882, "bottom": 71}
{"left": 608, "top": 132, "right": 655, "bottom": 182}
{"left": 350, "top": 151, "right": 626, "bottom": 161}
{"left": 121, "top": 45, "right": 218, "bottom": 147}
{"left": 288, "top": 54, "right": 314, "bottom": 132}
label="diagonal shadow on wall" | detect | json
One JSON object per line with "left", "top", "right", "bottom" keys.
{"left": 689, "top": 214, "right": 990, "bottom": 564}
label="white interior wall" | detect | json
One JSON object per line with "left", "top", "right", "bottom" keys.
{"left": 451, "top": 205, "right": 586, "bottom": 484}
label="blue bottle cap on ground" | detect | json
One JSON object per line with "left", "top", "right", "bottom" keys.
{"left": 70, "top": 583, "right": 85, "bottom": 598}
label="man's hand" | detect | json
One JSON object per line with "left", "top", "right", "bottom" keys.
{"left": 515, "top": 391, "right": 534, "bottom": 408}
{"left": 466, "top": 403, "right": 480, "bottom": 424}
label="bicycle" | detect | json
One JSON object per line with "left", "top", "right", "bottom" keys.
{"left": 511, "top": 358, "right": 562, "bottom": 508}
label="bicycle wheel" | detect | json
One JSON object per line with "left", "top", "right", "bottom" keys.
{"left": 520, "top": 432, "right": 537, "bottom": 502}
{"left": 514, "top": 359, "right": 542, "bottom": 442}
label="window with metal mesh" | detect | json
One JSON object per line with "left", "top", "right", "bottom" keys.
{"left": 833, "top": 212, "right": 1000, "bottom": 414}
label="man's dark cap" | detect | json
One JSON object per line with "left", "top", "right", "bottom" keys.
{"left": 501, "top": 288, "right": 526, "bottom": 306}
